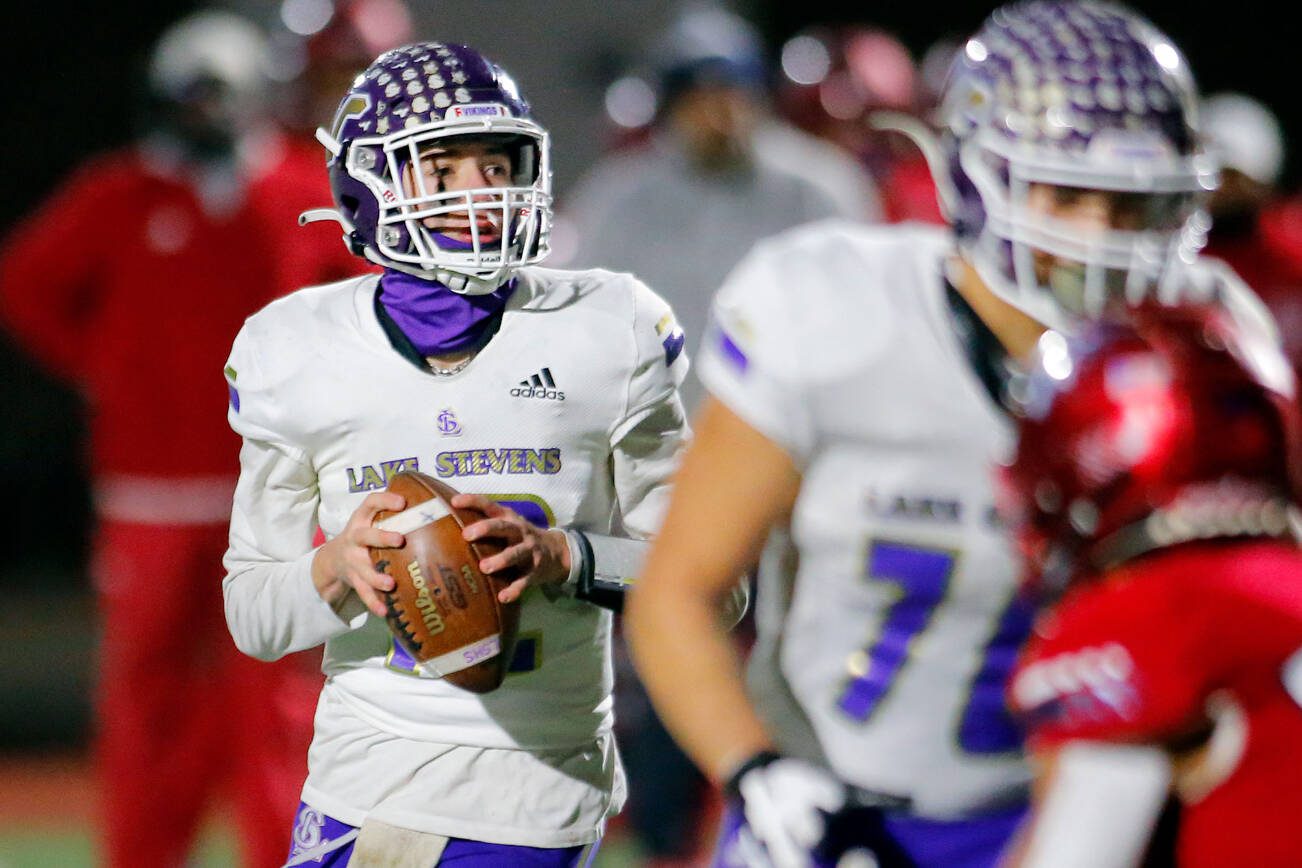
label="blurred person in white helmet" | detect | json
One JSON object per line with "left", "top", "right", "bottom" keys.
{"left": 1200, "top": 91, "right": 1302, "bottom": 383}
{"left": 0, "top": 8, "right": 366, "bottom": 866}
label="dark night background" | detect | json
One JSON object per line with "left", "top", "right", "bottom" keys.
{"left": 4, "top": 2, "right": 1295, "bottom": 239}
{"left": 0, "top": 1, "right": 1291, "bottom": 749}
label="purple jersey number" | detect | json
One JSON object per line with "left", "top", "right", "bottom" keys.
{"left": 837, "top": 539, "right": 1028, "bottom": 754}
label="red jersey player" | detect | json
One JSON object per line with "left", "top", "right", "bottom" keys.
{"left": 999, "top": 305, "right": 1302, "bottom": 868}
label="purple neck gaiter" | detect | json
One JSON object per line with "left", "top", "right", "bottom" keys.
{"left": 378, "top": 269, "right": 515, "bottom": 356}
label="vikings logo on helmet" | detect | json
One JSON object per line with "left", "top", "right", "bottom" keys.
{"left": 312, "top": 42, "right": 553, "bottom": 295}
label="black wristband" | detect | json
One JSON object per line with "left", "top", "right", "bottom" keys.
{"left": 570, "top": 528, "right": 596, "bottom": 598}
{"left": 569, "top": 529, "right": 627, "bottom": 613}
{"left": 723, "top": 750, "right": 783, "bottom": 801}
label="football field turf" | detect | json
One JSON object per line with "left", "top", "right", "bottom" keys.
{"left": 0, "top": 754, "right": 648, "bottom": 868}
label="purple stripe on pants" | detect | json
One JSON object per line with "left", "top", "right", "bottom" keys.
{"left": 283, "top": 802, "right": 596, "bottom": 867}
{"left": 711, "top": 798, "right": 1027, "bottom": 868}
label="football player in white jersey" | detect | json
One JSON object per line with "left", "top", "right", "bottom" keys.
{"left": 625, "top": 3, "right": 1281, "bottom": 867}
{"left": 221, "top": 42, "right": 697, "bottom": 866}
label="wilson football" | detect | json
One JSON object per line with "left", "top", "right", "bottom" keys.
{"left": 370, "top": 471, "right": 520, "bottom": 693}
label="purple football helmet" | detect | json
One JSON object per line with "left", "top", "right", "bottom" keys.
{"left": 931, "top": 2, "right": 1217, "bottom": 330}
{"left": 312, "top": 42, "right": 552, "bottom": 293}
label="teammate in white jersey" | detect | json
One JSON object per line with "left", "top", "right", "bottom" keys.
{"left": 625, "top": 3, "right": 1282, "bottom": 867}
{"left": 222, "top": 42, "right": 694, "bottom": 866}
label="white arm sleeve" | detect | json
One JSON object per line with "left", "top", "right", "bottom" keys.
{"left": 607, "top": 278, "right": 749, "bottom": 625}
{"left": 1020, "top": 742, "right": 1172, "bottom": 868}
{"left": 221, "top": 322, "right": 363, "bottom": 661}
{"left": 695, "top": 241, "right": 817, "bottom": 465}
{"left": 609, "top": 278, "right": 690, "bottom": 541}
{"left": 561, "top": 527, "right": 749, "bottom": 626}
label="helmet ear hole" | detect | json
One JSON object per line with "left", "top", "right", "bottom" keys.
{"left": 338, "top": 195, "right": 368, "bottom": 255}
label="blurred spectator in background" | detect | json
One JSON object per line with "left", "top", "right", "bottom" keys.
{"left": 774, "top": 23, "right": 947, "bottom": 225}
{"left": 559, "top": 1, "right": 876, "bottom": 416}
{"left": 558, "top": 4, "right": 875, "bottom": 865}
{"left": 0, "top": 8, "right": 361, "bottom": 866}
{"left": 1200, "top": 91, "right": 1302, "bottom": 381}
{"left": 917, "top": 33, "right": 964, "bottom": 111}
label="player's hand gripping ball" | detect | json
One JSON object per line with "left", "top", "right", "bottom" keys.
{"left": 369, "top": 471, "right": 521, "bottom": 693}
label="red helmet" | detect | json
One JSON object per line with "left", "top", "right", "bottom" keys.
{"left": 305, "top": 0, "right": 414, "bottom": 69}
{"left": 283, "top": 0, "right": 415, "bottom": 134}
{"left": 1001, "top": 304, "right": 1300, "bottom": 597}
{"left": 774, "top": 25, "right": 918, "bottom": 154}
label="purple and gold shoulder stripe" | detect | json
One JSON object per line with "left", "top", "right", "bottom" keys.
{"left": 655, "top": 313, "right": 685, "bottom": 367}
{"left": 708, "top": 320, "right": 749, "bottom": 375}
{"left": 224, "top": 365, "right": 240, "bottom": 412}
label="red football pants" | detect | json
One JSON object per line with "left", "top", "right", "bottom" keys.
{"left": 93, "top": 519, "right": 322, "bottom": 867}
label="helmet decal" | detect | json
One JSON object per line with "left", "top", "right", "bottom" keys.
{"left": 330, "top": 93, "right": 373, "bottom": 148}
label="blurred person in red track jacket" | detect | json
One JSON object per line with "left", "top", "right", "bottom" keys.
{"left": 0, "top": 9, "right": 363, "bottom": 867}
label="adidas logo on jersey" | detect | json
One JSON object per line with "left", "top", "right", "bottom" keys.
{"left": 511, "top": 367, "right": 565, "bottom": 401}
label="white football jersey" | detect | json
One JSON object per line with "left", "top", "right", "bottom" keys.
{"left": 222, "top": 266, "right": 688, "bottom": 843}
{"left": 700, "top": 219, "right": 1282, "bottom": 819}
{"left": 700, "top": 220, "right": 1031, "bottom": 818}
